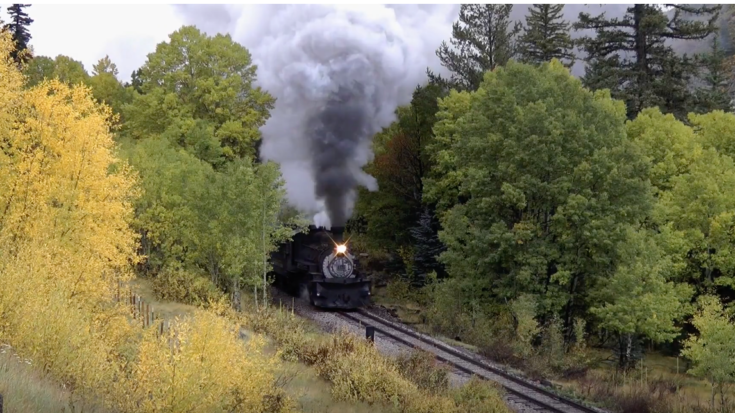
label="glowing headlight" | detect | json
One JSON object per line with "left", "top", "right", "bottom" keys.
{"left": 336, "top": 244, "right": 347, "bottom": 254}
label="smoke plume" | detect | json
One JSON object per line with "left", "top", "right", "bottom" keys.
{"left": 174, "top": 4, "right": 457, "bottom": 228}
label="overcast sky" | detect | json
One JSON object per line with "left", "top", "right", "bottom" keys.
{"left": 0, "top": 4, "right": 186, "bottom": 82}
{"left": 0, "top": 3, "right": 630, "bottom": 84}
{"left": 0, "top": 4, "right": 688, "bottom": 85}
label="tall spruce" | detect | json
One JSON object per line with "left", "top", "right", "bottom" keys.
{"left": 4, "top": 4, "right": 33, "bottom": 64}
{"left": 695, "top": 35, "right": 732, "bottom": 113}
{"left": 518, "top": 4, "right": 575, "bottom": 68}
{"left": 429, "top": 4, "right": 522, "bottom": 92}
{"left": 410, "top": 207, "right": 447, "bottom": 285}
{"left": 575, "top": 4, "right": 721, "bottom": 120}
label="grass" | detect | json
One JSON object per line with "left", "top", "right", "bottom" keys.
{"left": 0, "top": 345, "right": 108, "bottom": 413}
{"left": 276, "top": 360, "right": 387, "bottom": 413}
{"left": 128, "top": 277, "right": 199, "bottom": 321}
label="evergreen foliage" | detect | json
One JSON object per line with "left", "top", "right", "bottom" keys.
{"left": 575, "top": 4, "right": 721, "bottom": 120}
{"left": 517, "top": 4, "right": 575, "bottom": 68}
{"left": 3, "top": 4, "right": 33, "bottom": 64}
{"left": 429, "top": 4, "right": 521, "bottom": 91}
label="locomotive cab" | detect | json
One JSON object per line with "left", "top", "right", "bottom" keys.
{"left": 270, "top": 225, "right": 371, "bottom": 309}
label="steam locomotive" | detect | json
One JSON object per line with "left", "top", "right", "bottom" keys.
{"left": 270, "top": 225, "right": 371, "bottom": 309}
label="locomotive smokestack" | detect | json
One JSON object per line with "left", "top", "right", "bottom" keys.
{"left": 330, "top": 226, "right": 346, "bottom": 243}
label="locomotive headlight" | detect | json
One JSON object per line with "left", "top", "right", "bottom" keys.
{"left": 336, "top": 244, "right": 347, "bottom": 254}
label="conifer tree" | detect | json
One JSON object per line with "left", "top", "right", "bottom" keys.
{"left": 410, "top": 207, "right": 446, "bottom": 285}
{"left": 429, "top": 4, "right": 522, "bottom": 92}
{"left": 518, "top": 4, "right": 575, "bottom": 68}
{"left": 695, "top": 36, "right": 732, "bottom": 113}
{"left": 575, "top": 4, "right": 721, "bottom": 120}
{"left": 4, "top": 4, "right": 33, "bottom": 64}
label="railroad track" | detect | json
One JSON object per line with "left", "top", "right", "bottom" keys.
{"left": 337, "top": 309, "right": 604, "bottom": 413}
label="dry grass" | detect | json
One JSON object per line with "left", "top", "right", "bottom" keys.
{"left": 241, "top": 301, "right": 512, "bottom": 413}
{"left": 128, "top": 277, "right": 200, "bottom": 321}
{"left": 0, "top": 345, "right": 108, "bottom": 413}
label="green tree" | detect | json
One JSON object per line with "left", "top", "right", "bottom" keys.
{"left": 626, "top": 107, "right": 702, "bottom": 194}
{"left": 575, "top": 5, "right": 721, "bottom": 120}
{"left": 23, "top": 54, "right": 90, "bottom": 87}
{"left": 92, "top": 54, "right": 118, "bottom": 76}
{"left": 87, "top": 56, "right": 132, "bottom": 117}
{"left": 629, "top": 109, "right": 735, "bottom": 303}
{"left": 682, "top": 295, "right": 735, "bottom": 409}
{"left": 430, "top": 60, "right": 653, "bottom": 332}
{"left": 689, "top": 110, "right": 735, "bottom": 157}
{"left": 123, "top": 25, "right": 274, "bottom": 164}
{"left": 591, "top": 228, "right": 693, "bottom": 368}
{"left": 355, "top": 84, "right": 443, "bottom": 254}
{"left": 517, "top": 4, "right": 575, "bottom": 68}
{"left": 120, "top": 137, "right": 299, "bottom": 293}
{"left": 422, "top": 89, "right": 473, "bottom": 217}
{"left": 3, "top": 4, "right": 33, "bottom": 64}
{"left": 655, "top": 147, "right": 735, "bottom": 293}
{"left": 430, "top": 4, "right": 522, "bottom": 91}
{"left": 694, "top": 36, "right": 732, "bottom": 113}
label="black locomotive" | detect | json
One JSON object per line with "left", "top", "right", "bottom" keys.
{"left": 270, "top": 225, "right": 371, "bottom": 309}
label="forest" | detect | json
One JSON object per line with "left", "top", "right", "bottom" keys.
{"left": 2, "top": 3, "right": 735, "bottom": 413}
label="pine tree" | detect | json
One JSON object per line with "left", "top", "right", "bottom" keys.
{"left": 127, "top": 68, "right": 144, "bottom": 94}
{"left": 4, "top": 4, "right": 33, "bottom": 64}
{"left": 695, "top": 35, "right": 732, "bottom": 113}
{"left": 518, "top": 4, "right": 575, "bottom": 68}
{"left": 92, "top": 55, "right": 119, "bottom": 77}
{"left": 429, "top": 4, "right": 522, "bottom": 92}
{"left": 575, "top": 4, "right": 721, "bottom": 120}
{"left": 409, "top": 207, "right": 446, "bottom": 286}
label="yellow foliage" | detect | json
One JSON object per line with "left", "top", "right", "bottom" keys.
{"left": 0, "top": 31, "right": 293, "bottom": 413}
{"left": 121, "top": 311, "right": 294, "bottom": 413}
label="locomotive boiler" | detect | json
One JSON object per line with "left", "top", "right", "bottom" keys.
{"left": 270, "top": 225, "right": 371, "bottom": 309}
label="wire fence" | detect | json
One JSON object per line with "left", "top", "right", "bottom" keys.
{"left": 113, "top": 279, "right": 168, "bottom": 336}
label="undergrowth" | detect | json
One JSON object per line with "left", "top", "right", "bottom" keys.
{"left": 383, "top": 277, "right": 735, "bottom": 413}
{"left": 241, "top": 305, "right": 512, "bottom": 413}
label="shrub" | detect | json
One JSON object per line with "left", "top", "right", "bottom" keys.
{"left": 152, "top": 265, "right": 225, "bottom": 306}
{"left": 121, "top": 311, "right": 295, "bottom": 413}
{"left": 242, "top": 307, "right": 513, "bottom": 413}
{"left": 395, "top": 350, "right": 450, "bottom": 393}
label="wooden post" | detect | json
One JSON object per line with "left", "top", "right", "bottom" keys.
{"left": 366, "top": 325, "right": 375, "bottom": 343}
{"left": 1, "top": 392, "right": 4, "bottom": 413}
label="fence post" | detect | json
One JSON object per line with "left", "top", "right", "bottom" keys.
{"left": 366, "top": 325, "right": 375, "bottom": 343}
{"left": 1, "top": 392, "right": 4, "bottom": 413}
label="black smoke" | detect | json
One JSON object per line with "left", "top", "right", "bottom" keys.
{"left": 309, "top": 84, "right": 371, "bottom": 227}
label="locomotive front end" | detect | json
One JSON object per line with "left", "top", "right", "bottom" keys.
{"left": 309, "top": 232, "right": 371, "bottom": 309}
